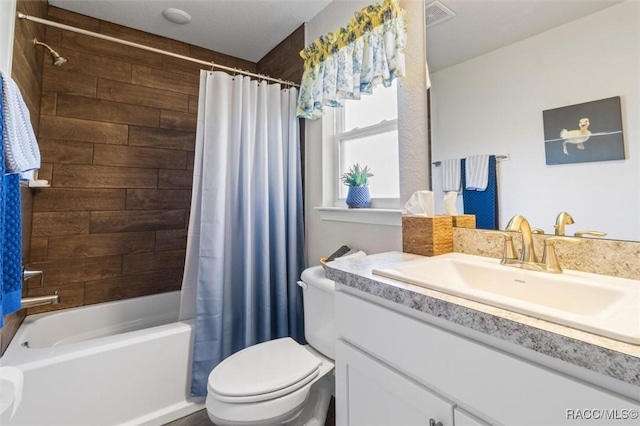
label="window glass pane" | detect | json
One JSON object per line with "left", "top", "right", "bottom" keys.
{"left": 339, "top": 130, "right": 399, "bottom": 199}
{"left": 344, "top": 81, "right": 397, "bottom": 132}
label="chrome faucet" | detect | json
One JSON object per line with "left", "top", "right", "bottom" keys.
{"left": 554, "top": 211, "right": 574, "bottom": 236}
{"left": 21, "top": 266, "right": 59, "bottom": 308}
{"left": 505, "top": 214, "right": 538, "bottom": 263}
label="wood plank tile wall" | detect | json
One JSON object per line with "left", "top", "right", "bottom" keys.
{"left": 1, "top": 0, "right": 47, "bottom": 355}
{"left": 256, "top": 24, "right": 305, "bottom": 84}
{"left": 29, "top": 6, "right": 258, "bottom": 314}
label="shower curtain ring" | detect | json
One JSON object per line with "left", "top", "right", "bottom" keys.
{"left": 210, "top": 61, "right": 215, "bottom": 71}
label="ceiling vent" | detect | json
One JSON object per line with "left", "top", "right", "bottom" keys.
{"left": 425, "top": 1, "right": 456, "bottom": 28}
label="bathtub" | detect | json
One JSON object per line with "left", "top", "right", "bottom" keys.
{"left": 0, "top": 291, "right": 204, "bottom": 425}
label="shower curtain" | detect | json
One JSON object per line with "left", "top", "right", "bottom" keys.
{"left": 180, "top": 71, "right": 306, "bottom": 397}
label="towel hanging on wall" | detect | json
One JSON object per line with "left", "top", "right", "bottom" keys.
{"left": 0, "top": 73, "right": 24, "bottom": 328}
{"left": 441, "top": 158, "right": 461, "bottom": 192}
{"left": 464, "top": 154, "right": 490, "bottom": 191}
{"left": 461, "top": 155, "right": 499, "bottom": 230}
{"left": 1, "top": 71, "right": 40, "bottom": 175}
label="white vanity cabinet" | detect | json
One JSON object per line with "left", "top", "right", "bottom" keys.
{"left": 336, "top": 340, "right": 453, "bottom": 426}
{"left": 335, "top": 289, "right": 640, "bottom": 426}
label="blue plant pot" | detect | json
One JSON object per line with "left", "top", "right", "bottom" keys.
{"left": 346, "top": 186, "right": 371, "bottom": 208}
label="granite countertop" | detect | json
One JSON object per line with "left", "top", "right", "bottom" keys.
{"left": 324, "top": 251, "right": 640, "bottom": 388}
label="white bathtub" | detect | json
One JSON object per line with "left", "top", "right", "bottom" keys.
{"left": 0, "top": 291, "right": 204, "bottom": 425}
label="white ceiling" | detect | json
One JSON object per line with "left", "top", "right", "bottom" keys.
{"left": 426, "top": 0, "right": 625, "bottom": 72}
{"left": 47, "top": 0, "right": 625, "bottom": 68}
{"left": 48, "top": 0, "right": 334, "bottom": 63}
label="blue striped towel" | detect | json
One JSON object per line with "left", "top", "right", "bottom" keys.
{"left": 465, "top": 154, "right": 490, "bottom": 191}
{"left": 441, "top": 158, "right": 461, "bottom": 192}
{"left": 1, "top": 71, "right": 40, "bottom": 174}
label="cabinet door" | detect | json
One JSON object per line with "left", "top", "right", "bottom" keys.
{"left": 337, "top": 292, "right": 640, "bottom": 425}
{"left": 336, "top": 340, "right": 454, "bottom": 426}
{"left": 454, "top": 408, "right": 492, "bottom": 426}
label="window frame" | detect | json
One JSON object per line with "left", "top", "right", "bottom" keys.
{"left": 332, "top": 92, "right": 401, "bottom": 209}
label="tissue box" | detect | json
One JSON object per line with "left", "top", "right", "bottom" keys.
{"left": 452, "top": 214, "right": 476, "bottom": 229}
{"left": 402, "top": 215, "right": 453, "bottom": 257}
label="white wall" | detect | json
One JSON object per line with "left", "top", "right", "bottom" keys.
{"left": 304, "top": 0, "right": 429, "bottom": 265}
{"left": 430, "top": 1, "right": 640, "bottom": 241}
{"left": 0, "top": 0, "right": 17, "bottom": 74}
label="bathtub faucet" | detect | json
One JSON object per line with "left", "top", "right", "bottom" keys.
{"left": 21, "top": 267, "right": 58, "bottom": 309}
{"left": 23, "top": 267, "right": 45, "bottom": 287}
{"left": 21, "top": 292, "right": 60, "bottom": 309}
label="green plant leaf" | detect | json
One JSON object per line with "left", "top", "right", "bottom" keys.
{"left": 341, "top": 163, "right": 374, "bottom": 186}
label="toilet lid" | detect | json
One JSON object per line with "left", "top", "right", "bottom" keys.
{"left": 208, "top": 337, "right": 321, "bottom": 398}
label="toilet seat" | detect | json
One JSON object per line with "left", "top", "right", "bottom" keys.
{"left": 208, "top": 337, "right": 322, "bottom": 403}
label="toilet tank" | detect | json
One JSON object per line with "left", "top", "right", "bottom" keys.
{"left": 299, "top": 265, "right": 335, "bottom": 359}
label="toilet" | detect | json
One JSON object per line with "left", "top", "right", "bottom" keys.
{"left": 206, "top": 265, "right": 336, "bottom": 426}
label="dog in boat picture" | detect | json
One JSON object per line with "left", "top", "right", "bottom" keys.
{"left": 543, "top": 97, "right": 624, "bottom": 165}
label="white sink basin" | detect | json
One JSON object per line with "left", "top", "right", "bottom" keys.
{"left": 373, "top": 253, "right": 640, "bottom": 344}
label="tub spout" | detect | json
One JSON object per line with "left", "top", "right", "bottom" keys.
{"left": 21, "top": 292, "right": 59, "bottom": 309}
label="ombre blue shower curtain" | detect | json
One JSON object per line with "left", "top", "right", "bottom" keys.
{"left": 179, "top": 71, "right": 306, "bottom": 397}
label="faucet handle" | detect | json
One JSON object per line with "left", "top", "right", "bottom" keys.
{"left": 542, "top": 236, "right": 581, "bottom": 273}
{"left": 545, "top": 236, "right": 580, "bottom": 244}
{"left": 485, "top": 231, "right": 517, "bottom": 263}
{"left": 574, "top": 230, "right": 607, "bottom": 238}
{"left": 23, "top": 267, "right": 45, "bottom": 287}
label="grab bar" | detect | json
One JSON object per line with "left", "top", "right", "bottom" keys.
{"left": 21, "top": 292, "right": 59, "bottom": 309}
{"left": 23, "top": 267, "right": 45, "bottom": 287}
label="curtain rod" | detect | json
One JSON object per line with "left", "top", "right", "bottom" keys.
{"left": 432, "top": 154, "right": 510, "bottom": 167}
{"left": 16, "top": 12, "right": 300, "bottom": 88}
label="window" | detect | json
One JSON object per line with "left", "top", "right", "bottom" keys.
{"left": 334, "top": 81, "right": 399, "bottom": 207}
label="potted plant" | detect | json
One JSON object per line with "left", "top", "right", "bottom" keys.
{"left": 341, "top": 163, "right": 373, "bottom": 208}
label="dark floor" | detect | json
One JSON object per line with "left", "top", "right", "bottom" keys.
{"left": 165, "top": 409, "right": 211, "bottom": 426}
{"left": 165, "top": 398, "right": 335, "bottom": 426}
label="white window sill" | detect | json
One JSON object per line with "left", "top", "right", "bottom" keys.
{"left": 314, "top": 207, "right": 402, "bottom": 227}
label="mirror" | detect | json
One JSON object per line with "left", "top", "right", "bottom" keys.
{"left": 425, "top": 0, "right": 639, "bottom": 241}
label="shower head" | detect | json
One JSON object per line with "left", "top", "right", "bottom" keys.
{"left": 50, "top": 50, "right": 67, "bottom": 66}
{"left": 33, "top": 38, "right": 67, "bottom": 66}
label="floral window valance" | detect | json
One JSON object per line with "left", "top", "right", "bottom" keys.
{"left": 297, "top": 0, "right": 407, "bottom": 119}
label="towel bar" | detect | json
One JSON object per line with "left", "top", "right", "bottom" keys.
{"left": 432, "top": 154, "right": 509, "bottom": 167}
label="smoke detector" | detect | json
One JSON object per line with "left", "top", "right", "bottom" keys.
{"left": 425, "top": 1, "right": 455, "bottom": 28}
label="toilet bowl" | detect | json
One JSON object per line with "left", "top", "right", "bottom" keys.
{"left": 206, "top": 266, "right": 336, "bottom": 426}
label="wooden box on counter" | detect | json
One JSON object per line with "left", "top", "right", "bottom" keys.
{"left": 402, "top": 215, "right": 453, "bottom": 257}
{"left": 452, "top": 214, "right": 476, "bottom": 229}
